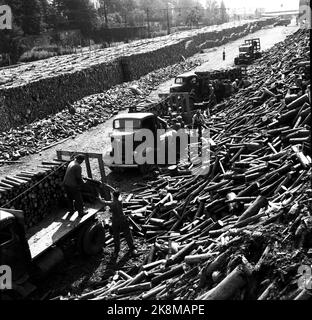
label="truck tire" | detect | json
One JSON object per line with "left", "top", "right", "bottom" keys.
{"left": 77, "top": 221, "right": 106, "bottom": 256}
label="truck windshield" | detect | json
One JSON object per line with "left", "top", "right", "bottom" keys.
{"left": 175, "top": 77, "right": 185, "bottom": 84}
{"left": 114, "top": 119, "right": 142, "bottom": 130}
{"left": 239, "top": 46, "right": 251, "bottom": 53}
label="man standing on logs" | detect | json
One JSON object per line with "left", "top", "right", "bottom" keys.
{"left": 192, "top": 109, "right": 206, "bottom": 142}
{"left": 63, "top": 154, "right": 87, "bottom": 217}
{"left": 101, "top": 189, "right": 138, "bottom": 258}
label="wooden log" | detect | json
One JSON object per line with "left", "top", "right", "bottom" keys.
{"left": 197, "top": 264, "right": 252, "bottom": 300}
{"left": 116, "top": 282, "right": 152, "bottom": 295}
{"left": 166, "top": 241, "right": 196, "bottom": 266}
{"left": 236, "top": 195, "right": 267, "bottom": 223}
{"left": 185, "top": 252, "right": 217, "bottom": 264}
{"left": 142, "top": 284, "right": 167, "bottom": 300}
{"left": 199, "top": 251, "right": 229, "bottom": 289}
{"left": 151, "top": 264, "right": 185, "bottom": 285}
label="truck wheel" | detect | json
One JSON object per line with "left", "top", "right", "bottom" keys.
{"left": 77, "top": 221, "right": 106, "bottom": 256}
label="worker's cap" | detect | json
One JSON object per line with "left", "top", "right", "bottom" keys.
{"left": 75, "top": 154, "right": 85, "bottom": 161}
{"left": 177, "top": 116, "right": 183, "bottom": 120}
{"left": 113, "top": 190, "right": 121, "bottom": 198}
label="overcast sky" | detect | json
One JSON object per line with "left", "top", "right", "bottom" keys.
{"left": 200, "top": 0, "right": 299, "bottom": 11}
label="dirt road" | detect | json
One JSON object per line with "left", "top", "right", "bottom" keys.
{"left": 0, "top": 24, "right": 299, "bottom": 192}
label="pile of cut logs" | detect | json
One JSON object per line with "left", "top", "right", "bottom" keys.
{"left": 0, "top": 59, "right": 200, "bottom": 164}
{"left": 64, "top": 29, "right": 311, "bottom": 301}
{"left": 0, "top": 160, "right": 68, "bottom": 229}
{"left": 0, "top": 19, "right": 275, "bottom": 131}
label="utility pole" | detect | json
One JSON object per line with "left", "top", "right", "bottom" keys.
{"left": 101, "top": 0, "right": 108, "bottom": 27}
{"left": 146, "top": 8, "right": 151, "bottom": 38}
{"left": 166, "top": 3, "right": 170, "bottom": 35}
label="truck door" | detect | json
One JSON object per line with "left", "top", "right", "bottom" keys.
{"left": 0, "top": 218, "right": 31, "bottom": 282}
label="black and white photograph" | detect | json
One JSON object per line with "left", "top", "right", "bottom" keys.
{"left": 0, "top": 0, "right": 311, "bottom": 308}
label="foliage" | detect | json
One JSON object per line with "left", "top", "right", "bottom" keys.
{"left": 19, "top": 45, "right": 75, "bottom": 62}
{"left": 0, "top": 0, "right": 232, "bottom": 63}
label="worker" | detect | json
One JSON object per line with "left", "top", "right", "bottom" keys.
{"left": 208, "top": 84, "right": 217, "bottom": 107}
{"left": 192, "top": 109, "right": 205, "bottom": 140}
{"left": 176, "top": 115, "right": 185, "bottom": 128}
{"left": 172, "top": 119, "right": 182, "bottom": 131}
{"left": 223, "top": 48, "right": 226, "bottom": 61}
{"left": 232, "top": 79, "right": 239, "bottom": 92}
{"left": 189, "top": 88, "right": 197, "bottom": 107}
{"left": 102, "top": 189, "right": 138, "bottom": 258}
{"left": 63, "top": 154, "right": 87, "bottom": 217}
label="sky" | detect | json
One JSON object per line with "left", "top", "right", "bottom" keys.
{"left": 89, "top": 0, "right": 299, "bottom": 13}
{"left": 199, "top": 0, "right": 299, "bottom": 12}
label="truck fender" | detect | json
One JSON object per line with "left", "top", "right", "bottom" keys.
{"left": 77, "top": 221, "right": 106, "bottom": 256}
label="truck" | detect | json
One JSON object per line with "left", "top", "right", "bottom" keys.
{"left": 273, "top": 18, "right": 291, "bottom": 27}
{"left": 0, "top": 152, "right": 110, "bottom": 299}
{"left": 163, "top": 67, "right": 247, "bottom": 103}
{"left": 234, "top": 38, "right": 262, "bottom": 65}
{"left": 106, "top": 113, "right": 181, "bottom": 173}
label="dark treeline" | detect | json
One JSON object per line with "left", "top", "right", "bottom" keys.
{"left": 0, "top": 0, "right": 229, "bottom": 63}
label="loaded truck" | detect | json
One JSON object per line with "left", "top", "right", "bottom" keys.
{"left": 234, "top": 38, "right": 262, "bottom": 65}
{"left": 161, "top": 67, "right": 247, "bottom": 103}
{"left": 274, "top": 18, "right": 291, "bottom": 27}
{"left": 0, "top": 154, "right": 110, "bottom": 299}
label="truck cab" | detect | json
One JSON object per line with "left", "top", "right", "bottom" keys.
{"left": 107, "top": 113, "right": 177, "bottom": 173}
{"left": 170, "top": 73, "right": 200, "bottom": 97}
{"left": 235, "top": 38, "right": 261, "bottom": 65}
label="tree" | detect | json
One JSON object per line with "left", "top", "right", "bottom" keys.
{"left": 53, "top": 0, "right": 99, "bottom": 35}
{"left": 21, "top": 0, "right": 43, "bottom": 35}
{"left": 204, "top": 0, "right": 222, "bottom": 25}
{"left": 185, "top": 6, "right": 202, "bottom": 27}
{"left": 219, "top": 0, "right": 228, "bottom": 23}
{"left": 40, "top": 0, "right": 61, "bottom": 31}
{"left": 128, "top": 8, "right": 145, "bottom": 26}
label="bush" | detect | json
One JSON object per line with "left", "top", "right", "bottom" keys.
{"left": 19, "top": 45, "right": 75, "bottom": 62}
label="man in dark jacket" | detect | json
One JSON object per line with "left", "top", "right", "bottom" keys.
{"left": 63, "top": 154, "right": 86, "bottom": 217}
{"left": 102, "top": 189, "right": 138, "bottom": 258}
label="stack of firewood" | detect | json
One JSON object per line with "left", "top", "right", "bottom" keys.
{"left": 0, "top": 160, "right": 68, "bottom": 229}
{"left": 0, "top": 19, "right": 275, "bottom": 131}
{"left": 0, "top": 58, "right": 202, "bottom": 164}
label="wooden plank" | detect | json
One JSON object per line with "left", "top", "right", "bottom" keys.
{"left": 98, "top": 155, "right": 106, "bottom": 184}
{"left": 27, "top": 200, "right": 104, "bottom": 260}
{"left": 57, "top": 150, "right": 104, "bottom": 159}
{"left": 84, "top": 155, "right": 93, "bottom": 179}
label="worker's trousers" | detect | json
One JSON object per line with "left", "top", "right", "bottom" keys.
{"left": 64, "top": 185, "right": 84, "bottom": 215}
{"left": 112, "top": 218, "right": 135, "bottom": 253}
{"left": 193, "top": 124, "right": 203, "bottom": 140}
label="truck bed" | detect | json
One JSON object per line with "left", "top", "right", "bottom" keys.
{"left": 26, "top": 200, "right": 104, "bottom": 260}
